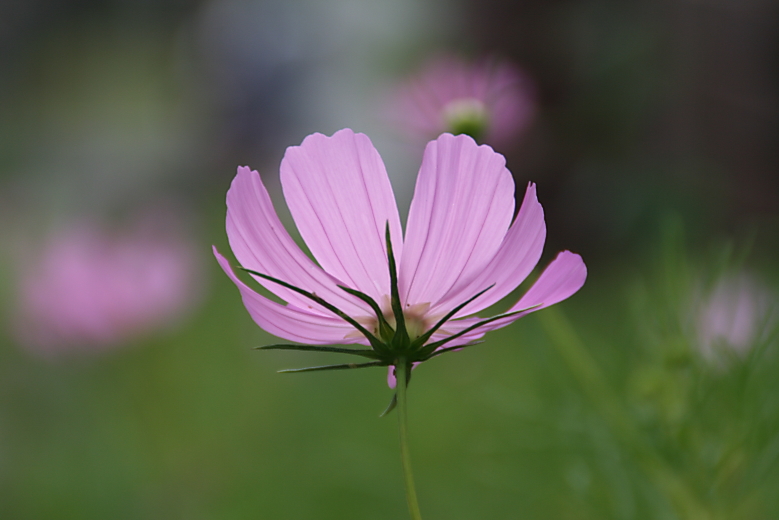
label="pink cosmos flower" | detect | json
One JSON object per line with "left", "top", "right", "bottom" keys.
{"left": 391, "top": 56, "right": 536, "bottom": 146}
{"left": 694, "top": 274, "right": 777, "bottom": 363}
{"left": 214, "top": 129, "right": 585, "bottom": 386}
{"left": 14, "top": 216, "right": 200, "bottom": 354}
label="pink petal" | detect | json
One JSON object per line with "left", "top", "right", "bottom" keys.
{"left": 226, "top": 166, "right": 368, "bottom": 317}
{"left": 478, "top": 251, "right": 587, "bottom": 332}
{"left": 388, "top": 251, "right": 585, "bottom": 386}
{"left": 386, "top": 362, "right": 422, "bottom": 389}
{"left": 387, "top": 366, "right": 396, "bottom": 388}
{"left": 280, "top": 129, "right": 403, "bottom": 302}
{"left": 399, "top": 133, "right": 515, "bottom": 309}
{"left": 430, "top": 182, "right": 546, "bottom": 317}
{"left": 214, "top": 247, "right": 365, "bottom": 345}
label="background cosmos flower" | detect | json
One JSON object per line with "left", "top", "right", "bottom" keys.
{"left": 215, "top": 129, "right": 585, "bottom": 382}
{"left": 694, "top": 273, "right": 777, "bottom": 363}
{"left": 14, "top": 215, "right": 200, "bottom": 354}
{"left": 390, "top": 56, "right": 536, "bottom": 146}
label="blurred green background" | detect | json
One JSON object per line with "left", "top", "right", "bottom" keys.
{"left": 1, "top": 1, "right": 777, "bottom": 519}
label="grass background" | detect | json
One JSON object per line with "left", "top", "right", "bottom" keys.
{"left": 1, "top": 0, "right": 777, "bottom": 517}
{"left": 1, "top": 209, "right": 777, "bottom": 519}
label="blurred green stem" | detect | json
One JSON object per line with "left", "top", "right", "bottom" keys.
{"left": 539, "top": 307, "right": 712, "bottom": 520}
{"left": 396, "top": 360, "right": 423, "bottom": 520}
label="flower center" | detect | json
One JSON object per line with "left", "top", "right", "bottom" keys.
{"left": 354, "top": 299, "right": 435, "bottom": 345}
{"left": 385, "top": 302, "right": 432, "bottom": 342}
{"left": 441, "top": 98, "right": 490, "bottom": 140}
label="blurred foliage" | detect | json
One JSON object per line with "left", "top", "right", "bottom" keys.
{"left": 1, "top": 212, "right": 777, "bottom": 519}
{"left": 1, "top": 0, "right": 777, "bottom": 518}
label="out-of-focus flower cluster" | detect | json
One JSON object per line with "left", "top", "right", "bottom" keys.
{"left": 390, "top": 56, "right": 536, "bottom": 147}
{"left": 12, "top": 213, "right": 201, "bottom": 355}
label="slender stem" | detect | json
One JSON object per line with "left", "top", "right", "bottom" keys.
{"left": 396, "top": 360, "right": 423, "bottom": 520}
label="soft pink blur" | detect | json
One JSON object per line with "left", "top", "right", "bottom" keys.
{"left": 695, "top": 274, "right": 776, "bottom": 362}
{"left": 14, "top": 214, "right": 201, "bottom": 355}
{"left": 391, "top": 56, "right": 536, "bottom": 147}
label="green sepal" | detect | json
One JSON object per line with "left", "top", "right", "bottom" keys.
{"left": 379, "top": 393, "right": 397, "bottom": 417}
{"left": 278, "top": 360, "right": 386, "bottom": 373}
{"left": 409, "top": 284, "right": 494, "bottom": 350}
{"left": 238, "top": 267, "right": 385, "bottom": 351}
{"left": 385, "top": 223, "right": 409, "bottom": 349}
{"left": 256, "top": 344, "right": 380, "bottom": 359}
{"left": 416, "top": 304, "right": 541, "bottom": 359}
{"left": 425, "top": 340, "right": 484, "bottom": 359}
{"left": 337, "top": 285, "right": 394, "bottom": 348}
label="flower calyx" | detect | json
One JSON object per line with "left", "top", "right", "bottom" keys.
{"left": 242, "top": 224, "right": 527, "bottom": 383}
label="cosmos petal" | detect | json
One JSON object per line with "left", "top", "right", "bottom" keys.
{"left": 430, "top": 182, "right": 545, "bottom": 317}
{"left": 214, "top": 247, "right": 364, "bottom": 345}
{"left": 385, "top": 364, "right": 409, "bottom": 389}
{"left": 226, "top": 166, "right": 369, "bottom": 316}
{"left": 280, "top": 129, "right": 403, "bottom": 302}
{"left": 476, "top": 251, "right": 587, "bottom": 333}
{"left": 508, "top": 251, "right": 587, "bottom": 311}
{"left": 399, "top": 133, "right": 515, "bottom": 309}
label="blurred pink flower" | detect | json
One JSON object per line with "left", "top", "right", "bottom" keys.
{"left": 15, "top": 215, "right": 200, "bottom": 354}
{"left": 215, "top": 129, "right": 585, "bottom": 384}
{"left": 695, "top": 274, "right": 776, "bottom": 362}
{"left": 391, "top": 56, "right": 536, "bottom": 147}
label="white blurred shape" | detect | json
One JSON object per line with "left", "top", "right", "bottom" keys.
{"left": 695, "top": 273, "right": 776, "bottom": 362}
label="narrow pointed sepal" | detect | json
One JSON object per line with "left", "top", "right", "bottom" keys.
{"left": 379, "top": 393, "right": 398, "bottom": 417}
{"left": 385, "top": 222, "right": 409, "bottom": 348}
{"left": 256, "top": 344, "right": 381, "bottom": 359}
{"left": 337, "top": 285, "right": 395, "bottom": 345}
{"left": 278, "top": 360, "right": 386, "bottom": 373}
{"left": 426, "top": 340, "right": 485, "bottom": 359}
{"left": 238, "top": 266, "right": 386, "bottom": 350}
{"left": 410, "top": 284, "right": 494, "bottom": 350}
{"left": 417, "top": 303, "right": 542, "bottom": 359}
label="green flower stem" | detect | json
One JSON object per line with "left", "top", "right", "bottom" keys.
{"left": 396, "top": 360, "right": 423, "bottom": 520}
{"left": 539, "top": 307, "right": 712, "bottom": 520}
